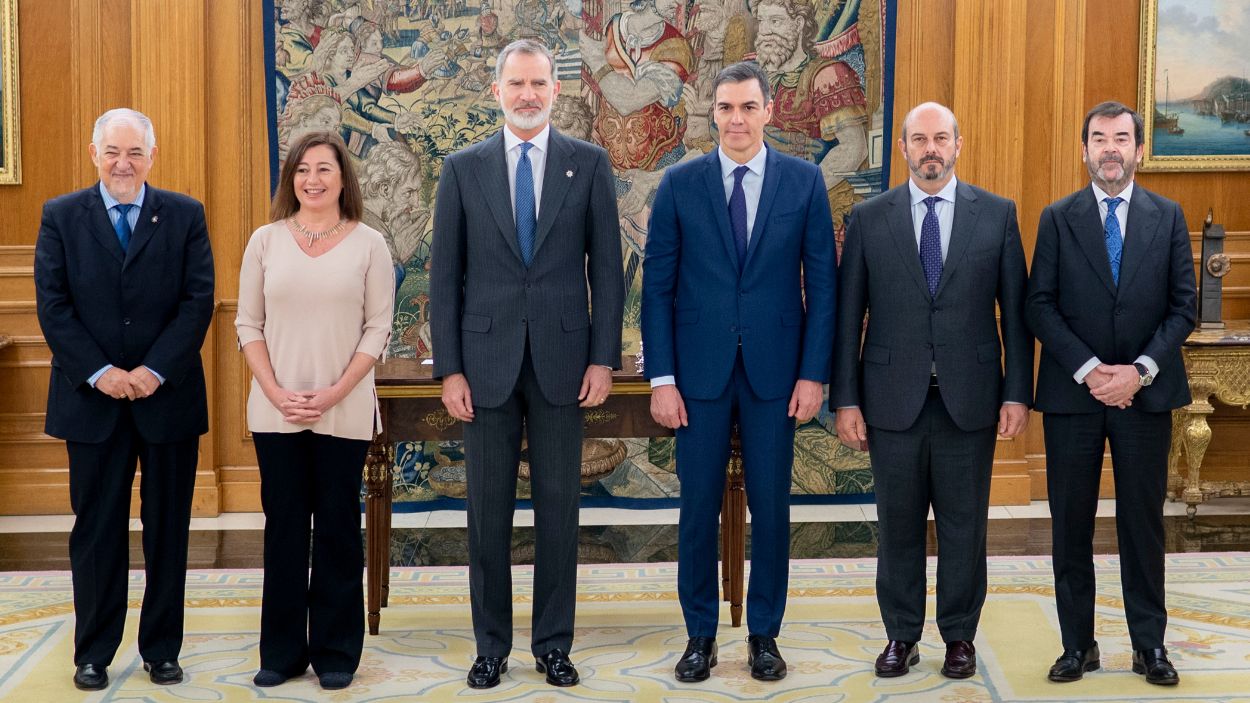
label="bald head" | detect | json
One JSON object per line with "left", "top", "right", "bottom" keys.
{"left": 901, "top": 102, "right": 959, "bottom": 142}
{"left": 898, "top": 102, "right": 962, "bottom": 193}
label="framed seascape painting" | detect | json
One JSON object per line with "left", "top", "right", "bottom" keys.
{"left": 0, "top": 0, "right": 19, "bottom": 185}
{"left": 1139, "top": 0, "right": 1250, "bottom": 171}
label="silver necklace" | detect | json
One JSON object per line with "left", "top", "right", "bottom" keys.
{"left": 289, "top": 216, "right": 347, "bottom": 247}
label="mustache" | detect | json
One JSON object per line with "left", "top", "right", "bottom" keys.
{"left": 919, "top": 155, "right": 944, "bottom": 166}
{"left": 512, "top": 101, "right": 542, "bottom": 110}
{"left": 1098, "top": 154, "right": 1124, "bottom": 166}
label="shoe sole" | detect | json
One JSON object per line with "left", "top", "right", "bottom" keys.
{"left": 674, "top": 655, "right": 717, "bottom": 682}
{"left": 1048, "top": 660, "right": 1100, "bottom": 682}
{"left": 466, "top": 662, "right": 507, "bottom": 689}
{"left": 941, "top": 666, "right": 975, "bottom": 679}
{"left": 875, "top": 652, "right": 920, "bottom": 678}
{"left": 73, "top": 680, "right": 108, "bottom": 691}
{"left": 1132, "top": 663, "right": 1179, "bottom": 685}
{"left": 750, "top": 670, "right": 787, "bottom": 681}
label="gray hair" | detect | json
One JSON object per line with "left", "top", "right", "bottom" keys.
{"left": 494, "top": 39, "right": 556, "bottom": 84}
{"left": 901, "top": 101, "right": 960, "bottom": 141}
{"left": 92, "top": 108, "right": 156, "bottom": 151}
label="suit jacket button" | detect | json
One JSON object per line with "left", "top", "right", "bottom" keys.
{"left": 1115, "top": 307, "right": 1124, "bottom": 315}
{"left": 730, "top": 325, "right": 739, "bottom": 332}
{"left": 123, "top": 318, "right": 131, "bottom": 325}
{"left": 522, "top": 318, "right": 528, "bottom": 325}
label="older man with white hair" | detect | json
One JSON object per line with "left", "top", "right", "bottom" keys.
{"left": 34, "top": 108, "right": 214, "bottom": 691}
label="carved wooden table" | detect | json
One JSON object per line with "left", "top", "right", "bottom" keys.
{"left": 1167, "top": 322, "right": 1250, "bottom": 517}
{"left": 365, "top": 358, "right": 746, "bottom": 635}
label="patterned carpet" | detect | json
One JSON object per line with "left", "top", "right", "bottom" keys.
{"left": 2, "top": 555, "right": 1249, "bottom": 702}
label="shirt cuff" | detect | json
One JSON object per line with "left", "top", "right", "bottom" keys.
{"left": 1074, "top": 357, "right": 1101, "bottom": 384}
{"left": 837, "top": 405, "right": 859, "bottom": 410}
{"left": 144, "top": 366, "right": 166, "bottom": 385}
{"left": 1134, "top": 355, "right": 1159, "bottom": 378}
{"left": 87, "top": 365, "right": 113, "bottom": 388}
{"left": 650, "top": 375, "right": 676, "bottom": 388}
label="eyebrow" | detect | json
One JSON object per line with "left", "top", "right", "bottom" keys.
{"left": 717, "top": 100, "right": 760, "bottom": 109}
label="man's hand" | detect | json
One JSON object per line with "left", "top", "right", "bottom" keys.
{"left": 835, "top": 407, "right": 868, "bottom": 451}
{"left": 1083, "top": 366, "right": 1115, "bottom": 391}
{"left": 441, "top": 373, "right": 475, "bottom": 422}
{"left": 578, "top": 365, "right": 613, "bottom": 408}
{"left": 127, "top": 367, "right": 161, "bottom": 399}
{"left": 788, "top": 380, "right": 824, "bottom": 423}
{"left": 998, "top": 403, "right": 1029, "bottom": 437}
{"left": 650, "top": 384, "right": 688, "bottom": 429}
{"left": 96, "top": 367, "right": 137, "bottom": 401}
{"left": 1090, "top": 363, "right": 1140, "bottom": 409}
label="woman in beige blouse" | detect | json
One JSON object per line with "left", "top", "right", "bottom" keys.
{"left": 235, "top": 130, "right": 393, "bottom": 691}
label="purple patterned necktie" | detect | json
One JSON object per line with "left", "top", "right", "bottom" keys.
{"left": 919, "top": 196, "right": 942, "bottom": 296}
{"left": 729, "top": 165, "right": 749, "bottom": 272}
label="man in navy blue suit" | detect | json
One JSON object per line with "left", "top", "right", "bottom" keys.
{"left": 34, "top": 108, "right": 214, "bottom": 691}
{"left": 641, "top": 61, "right": 836, "bottom": 683}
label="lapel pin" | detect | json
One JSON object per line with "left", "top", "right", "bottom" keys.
{"left": 151, "top": 215, "right": 159, "bottom": 223}
{"left": 566, "top": 170, "right": 573, "bottom": 178}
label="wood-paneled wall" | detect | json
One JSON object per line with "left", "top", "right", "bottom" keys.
{"left": 0, "top": 0, "right": 1246, "bottom": 514}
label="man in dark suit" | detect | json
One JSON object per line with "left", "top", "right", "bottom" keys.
{"left": 832, "top": 102, "right": 1032, "bottom": 679}
{"left": 1027, "top": 101, "right": 1195, "bottom": 687}
{"left": 34, "top": 108, "right": 215, "bottom": 691}
{"left": 642, "top": 61, "right": 836, "bottom": 683}
{"left": 430, "top": 39, "right": 624, "bottom": 689}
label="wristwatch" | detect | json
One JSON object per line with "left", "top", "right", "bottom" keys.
{"left": 1134, "top": 362, "right": 1154, "bottom": 387}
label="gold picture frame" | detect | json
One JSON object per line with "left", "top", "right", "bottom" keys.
{"left": 1139, "top": 0, "right": 1250, "bottom": 172}
{"left": 0, "top": 0, "right": 19, "bottom": 185}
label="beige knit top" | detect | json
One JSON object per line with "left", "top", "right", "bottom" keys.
{"left": 235, "top": 221, "right": 394, "bottom": 440}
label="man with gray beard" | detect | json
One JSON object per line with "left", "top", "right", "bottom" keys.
{"left": 1027, "top": 101, "right": 1194, "bottom": 687}
{"left": 832, "top": 102, "right": 1032, "bottom": 680}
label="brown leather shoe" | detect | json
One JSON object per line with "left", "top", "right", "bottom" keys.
{"left": 941, "top": 641, "right": 976, "bottom": 678}
{"left": 875, "top": 640, "right": 919, "bottom": 677}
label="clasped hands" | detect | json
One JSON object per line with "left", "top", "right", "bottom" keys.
{"left": 263, "top": 384, "right": 347, "bottom": 425}
{"left": 95, "top": 367, "right": 160, "bottom": 400}
{"left": 1085, "top": 363, "right": 1141, "bottom": 409}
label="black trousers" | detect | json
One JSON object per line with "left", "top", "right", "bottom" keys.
{"left": 1044, "top": 408, "right": 1171, "bottom": 651}
{"left": 463, "top": 347, "right": 583, "bottom": 658}
{"left": 67, "top": 414, "right": 198, "bottom": 666}
{"left": 253, "top": 431, "right": 369, "bottom": 675}
{"left": 867, "top": 386, "right": 998, "bottom": 643}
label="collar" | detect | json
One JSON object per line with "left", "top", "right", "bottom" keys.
{"left": 908, "top": 175, "right": 958, "bottom": 207}
{"left": 503, "top": 122, "right": 551, "bottom": 154}
{"left": 1091, "top": 180, "right": 1134, "bottom": 205}
{"left": 99, "top": 182, "right": 147, "bottom": 212}
{"left": 718, "top": 143, "right": 767, "bottom": 179}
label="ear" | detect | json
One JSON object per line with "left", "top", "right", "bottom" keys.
{"left": 89, "top": 142, "right": 100, "bottom": 167}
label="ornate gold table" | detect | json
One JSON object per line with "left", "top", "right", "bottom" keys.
{"left": 365, "top": 358, "right": 747, "bottom": 635}
{"left": 1167, "top": 322, "right": 1250, "bottom": 517}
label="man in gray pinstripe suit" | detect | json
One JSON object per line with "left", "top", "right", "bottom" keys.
{"left": 430, "top": 39, "right": 624, "bottom": 690}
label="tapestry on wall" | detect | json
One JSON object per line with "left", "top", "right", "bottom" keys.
{"left": 265, "top": 0, "right": 896, "bottom": 507}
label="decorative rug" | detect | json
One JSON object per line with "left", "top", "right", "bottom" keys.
{"left": 2, "top": 555, "right": 1249, "bottom": 702}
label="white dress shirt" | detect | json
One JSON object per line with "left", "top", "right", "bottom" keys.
{"left": 908, "top": 175, "right": 958, "bottom": 261}
{"left": 503, "top": 122, "right": 549, "bottom": 221}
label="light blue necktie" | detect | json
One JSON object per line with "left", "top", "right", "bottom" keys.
{"left": 515, "top": 143, "right": 536, "bottom": 266}
{"left": 113, "top": 203, "right": 135, "bottom": 252}
{"left": 1104, "top": 196, "right": 1123, "bottom": 285}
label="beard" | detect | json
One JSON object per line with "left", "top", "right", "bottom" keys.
{"left": 755, "top": 32, "right": 794, "bottom": 72}
{"left": 502, "top": 101, "right": 552, "bottom": 132}
{"left": 908, "top": 153, "right": 955, "bottom": 182}
{"left": 1086, "top": 152, "right": 1135, "bottom": 193}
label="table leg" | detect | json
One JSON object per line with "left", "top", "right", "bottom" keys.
{"left": 1181, "top": 410, "right": 1212, "bottom": 520}
{"left": 364, "top": 402, "right": 391, "bottom": 635}
{"left": 721, "top": 426, "right": 746, "bottom": 628}
{"left": 1166, "top": 409, "right": 1185, "bottom": 500}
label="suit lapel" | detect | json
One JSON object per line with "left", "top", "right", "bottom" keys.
{"left": 934, "top": 181, "right": 980, "bottom": 299}
{"left": 1116, "top": 187, "right": 1161, "bottom": 295}
{"left": 123, "top": 187, "right": 165, "bottom": 268}
{"left": 700, "top": 151, "right": 739, "bottom": 269}
{"left": 532, "top": 129, "right": 575, "bottom": 259}
{"left": 83, "top": 185, "right": 125, "bottom": 264}
{"left": 884, "top": 185, "right": 932, "bottom": 300}
{"left": 472, "top": 130, "right": 523, "bottom": 263}
{"left": 1061, "top": 187, "right": 1118, "bottom": 296}
{"left": 741, "top": 147, "right": 782, "bottom": 272}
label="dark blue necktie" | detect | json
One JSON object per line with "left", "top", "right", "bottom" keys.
{"left": 919, "top": 196, "right": 942, "bottom": 296}
{"left": 515, "top": 142, "right": 536, "bottom": 266}
{"left": 113, "top": 203, "right": 135, "bottom": 252}
{"left": 1104, "top": 196, "right": 1123, "bottom": 285}
{"left": 729, "top": 165, "right": 749, "bottom": 272}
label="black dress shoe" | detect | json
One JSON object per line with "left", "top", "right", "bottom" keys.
{"left": 73, "top": 663, "right": 108, "bottom": 691}
{"left": 466, "top": 656, "right": 508, "bottom": 689}
{"left": 1133, "top": 648, "right": 1179, "bottom": 686}
{"left": 746, "top": 635, "right": 787, "bottom": 681}
{"left": 875, "top": 640, "right": 919, "bottom": 677}
{"left": 674, "top": 637, "right": 717, "bottom": 682}
{"left": 144, "top": 659, "right": 184, "bottom": 685}
{"left": 535, "top": 649, "right": 579, "bottom": 687}
{"left": 1047, "top": 642, "right": 1100, "bottom": 682}
{"left": 942, "top": 640, "right": 976, "bottom": 679}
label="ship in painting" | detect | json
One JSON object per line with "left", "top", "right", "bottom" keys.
{"left": 1155, "top": 70, "right": 1183, "bottom": 133}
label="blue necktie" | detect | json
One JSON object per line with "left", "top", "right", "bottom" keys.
{"left": 515, "top": 142, "right": 536, "bottom": 266}
{"left": 1104, "top": 196, "right": 1123, "bottom": 285}
{"left": 113, "top": 203, "right": 135, "bottom": 252}
{"left": 919, "top": 196, "right": 942, "bottom": 296}
{"left": 729, "top": 165, "right": 749, "bottom": 272}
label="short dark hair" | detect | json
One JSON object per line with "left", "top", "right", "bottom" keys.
{"left": 271, "top": 130, "right": 365, "bottom": 222}
{"left": 1082, "top": 101, "right": 1144, "bottom": 146}
{"left": 712, "top": 61, "right": 771, "bottom": 105}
